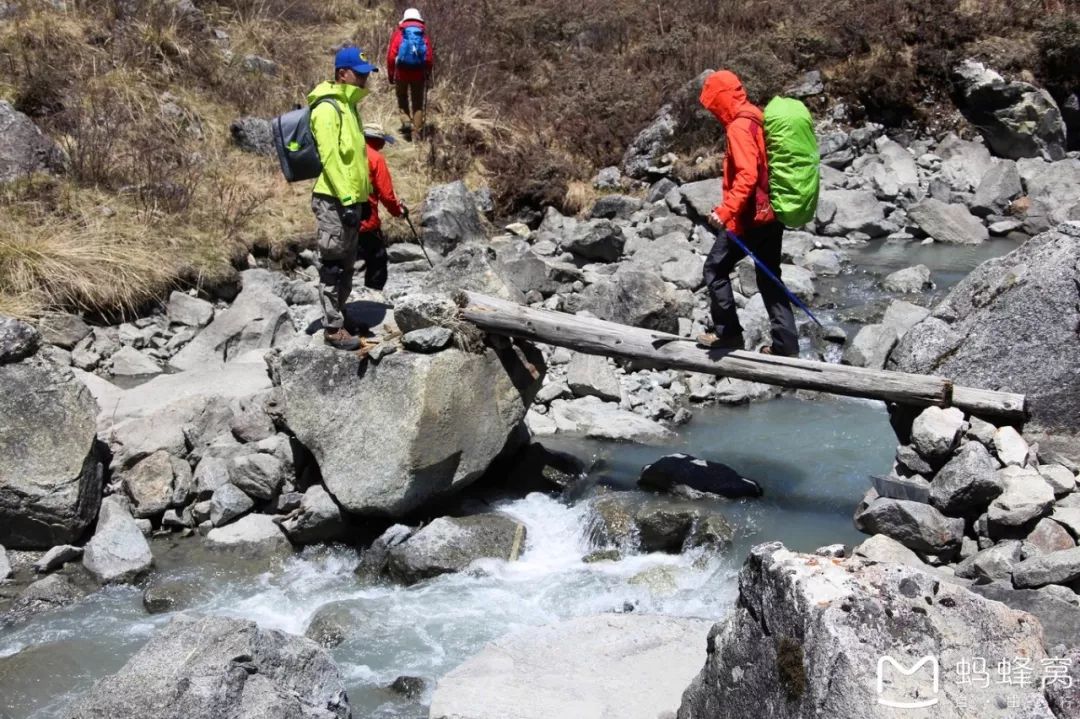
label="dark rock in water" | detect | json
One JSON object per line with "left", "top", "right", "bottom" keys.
{"left": 389, "top": 675, "right": 427, "bottom": 699}
{"left": 853, "top": 496, "right": 964, "bottom": 557}
{"left": 505, "top": 442, "right": 587, "bottom": 491}
{"left": 634, "top": 505, "right": 697, "bottom": 553}
{"left": 142, "top": 576, "right": 202, "bottom": 614}
{"left": 304, "top": 600, "right": 362, "bottom": 648}
{"left": 279, "top": 485, "right": 349, "bottom": 545}
{"left": 356, "top": 524, "right": 414, "bottom": 579}
{"left": 66, "top": 614, "right": 351, "bottom": 719}
{"left": 639, "top": 454, "right": 762, "bottom": 498}
{"left": 0, "top": 317, "right": 40, "bottom": 364}
{"left": 1, "top": 572, "right": 90, "bottom": 628}
{"left": 586, "top": 494, "right": 639, "bottom": 551}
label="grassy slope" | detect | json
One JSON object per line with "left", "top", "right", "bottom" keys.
{"left": 0, "top": 0, "right": 1075, "bottom": 318}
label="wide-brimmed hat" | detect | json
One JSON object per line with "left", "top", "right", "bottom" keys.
{"left": 402, "top": 8, "right": 423, "bottom": 22}
{"left": 363, "top": 123, "right": 396, "bottom": 144}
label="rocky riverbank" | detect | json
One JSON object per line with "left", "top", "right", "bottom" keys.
{"left": 3, "top": 58, "right": 1080, "bottom": 718}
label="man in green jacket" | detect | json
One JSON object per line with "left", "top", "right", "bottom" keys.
{"left": 309, "top": 46, "right": 377, "bottom": 351}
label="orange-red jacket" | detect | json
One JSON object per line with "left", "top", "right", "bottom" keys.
{"left": 386, "top": 20, "right": 435, "bottom": 84}
{"left": 359, "top": 144, "right": 403, "bottom": 233}
{"left": 699, "top": 70, "right": 775, "bottom": 236}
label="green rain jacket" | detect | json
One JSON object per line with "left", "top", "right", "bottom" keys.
{"left": 307, "top": 81, "right": 371, "bottom": 206}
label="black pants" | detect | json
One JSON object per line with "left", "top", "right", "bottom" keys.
{"left": 702, "top": 221, "right": 798, "bottom": 355}
{"left": 357, "top": 230, "right": 388, "bottom": 291}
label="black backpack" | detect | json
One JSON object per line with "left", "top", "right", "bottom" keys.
{"left": 272, "top": 98, "right": 341, "bottom": 182}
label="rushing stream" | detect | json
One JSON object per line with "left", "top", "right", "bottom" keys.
{"left": 0, "top": 236, "right": 1021, "bottom": 719}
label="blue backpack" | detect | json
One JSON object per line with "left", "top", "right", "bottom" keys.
{"left": 396, "top": 25, "right": 427, "bottom": 68}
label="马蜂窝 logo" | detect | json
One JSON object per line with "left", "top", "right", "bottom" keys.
{"left": 877, "top": 655, "right": 940, "bottom": 709}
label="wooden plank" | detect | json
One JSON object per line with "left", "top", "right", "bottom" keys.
{"left": 456, "top": 291, "right": 1028, "bottom": 421}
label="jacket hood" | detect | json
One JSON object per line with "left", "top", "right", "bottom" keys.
{"left": 307, "top": 81, "right": 368, "bottom": 106}
{"left": 699, "top": 70, "right": 753, "bottom": 125}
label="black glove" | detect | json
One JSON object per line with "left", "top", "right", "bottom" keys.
{"left": 400, "top": 203, "right": 409, "bottom": 219}
{"left": 340, "top": 206, "right": 360, "bottom": 228}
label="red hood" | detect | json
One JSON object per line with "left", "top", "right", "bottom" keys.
{"left": 699, "top": 70, "right": 758, "bottom": 126}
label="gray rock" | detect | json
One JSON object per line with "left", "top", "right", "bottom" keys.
{"left": 965, "top": 416, "right": 997, "bottom": 446}
{"left": 402, "top": 326, "right": 454, "bottom": 353}
{"left": 994, "top": 425, "right": 1030, "bottom": 467}
{"left": 566, "top": 352, "right": 621, "bottom": 402}
{"left": 0, "top": 360, "right": 103, "bottom": 549}
{"left": 954, "top": 540, "right": 1025, "bottom": 582}
{"left": 550, "top": 396, "right": 672, "bottom": 442}
{"left": 987, "top": 466, "right": 1056, "bottom": 533}
{"left": 881, "top": 264, "right": 932, "bottom": 293}
{"left": 1039, "top": 464, "right": 1077, "bottom": 496}
{"left": 170, "top": 271, "right": 294, "bottom": 370}
{"left": 124, "top": 450, "right": 183, "bottom": 518}
{"left": 929, "top": 441, "right": 1003, "bottom": 516}
{"left": 228, "top": 116, "right": 273, "bottom": 155}
{"left": 37, "top": 313, "right": 91, "bottom": 350}
{"left": 887, "top": 227, "right": 1080, "bottom": 454}
{"left": 592, "top": 166, "right": 622, "bottom": 190}
{"left": 672, "top": 178, "right": 723, "bottom": 220}
{"left": 166, "top": 291, "right": 214, "bottom": 327}
{"left": 421, "top": 181, "right": 486, "bottom": 255}
{"left": 853, "top": 497, "right": 964, "bottom": 556}
{"left": 393, "top": 294, "right": 458, "bottom": 334}
{"left": 423, "top": 242, "right": 526, "bottom": 304}
{"left": 910, "top": 406, "right": 965, "bottom": 462}
{"left": 109, "top": 346, "right": 162, "bottom": 376}
{"left": 841, "top": 324, "right": 896, "bottom": 369}
{"left": 3, "top": 573, "right": 88, "bottom": 625}
{"left": 387, "top": 513, "right": 526, "bottom": 585}
{"left": 204, "top": 513, "right": 292, "bottom": 560}
{"left": 209, "top": 483, "right": 254, "bottom": 526}
{"left": 82, "top": 496, "right": 153, "bottom": 584}
{"left": 1052, "top": 507, "right": 1080, "bottom": 540}
{"left": 852, "top": 533, "right": 926, "bottom": 569}
{"left": 895, "top": 444, "right": 933, "bottom": 476}
{"left": 953, "top": 59, "right": 1066, "bottom": 161}
{"left": 1020, "top": 160, "right": 1080, "bottom": 229}
{"left": 1012, "top": 546, "right": 1080, "bottom": 588}
{"left": 936, "top": 133, "right": 995, "bottom": 191}
{"left": 586, "top": 494, "right": 639, "bottom": 551}
{"left": 0, "top": 316, "right": 40, "bottom": 364}
{"left": 907, "top": 198, "right": 988, "bottom": 244}
{"left": 493, "top": 239, "right": 562, "bottom": 297}
{"left": 194, "top": 456, "right": 231, "bottom": 499}
{"left": 815, "top": 190, "right": 888, "bottom": 237}
{"left": 971, "top": 159, "right": 1023, "bottom": 216}
{"left": 881, "top": 300, "right": 930, "bottom": 338}
{"left": 431, "top": 614, "right": 712, "bottom": 719}
{"left": 562, "top": 219, "right": 625, "bottom": 262}
{"left": 241, "top": 54, "right": 278, "bottom": 75}
{"left": 280, "top": 485, "right": 348, "bottom": 544}
{"left": 0, "top": 101, "right": 64, "bottom": 183}
{"left": 678, "top": 542, "right": 1053, "bottom": 718}
{"left": 638, "top": 453, "right": 762, "bottom": 498}
{"left": 571, "top": 267, "right": 692, "bottom": 333}
{"left": 228, "top": 453, "right": 285, "bottom": 501}
{"left": 356, "top": 523, "right": 414, "bottom": 578}
{"left": 634, "top": 505, "right": 699, "bottom": 553}
{"left": 622, "top": 103, "right": 677, "bottom": 178}
{"left": 589, "top": 194, "right": 644, "bottom": 221}
{"left": 0, "top": 544, "right": 10, "bottom": 580}
{"left": 1025, "top": 518, "right": 1076, "bottom": 555}
{"left": 272, "top": 342, "right": 542, "bottom": 516}
{"left": 66, "top": 614, "right": 350, "bottom": 719}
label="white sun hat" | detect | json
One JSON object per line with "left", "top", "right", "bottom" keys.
{"left": 402, "top": 8, "right": 423, "bottom": 22}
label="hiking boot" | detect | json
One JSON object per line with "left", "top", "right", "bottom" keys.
{"left": 696, "top": 332, "right": 744, "bottom": 350}
{"left": 324, "top": 327, "right": 361, "bottom": 351}
{"left": 412, "top": 110, "right": 425, "bottom": 138}
{"left": 760, "top": 345, "right": 795, "bottom": 357}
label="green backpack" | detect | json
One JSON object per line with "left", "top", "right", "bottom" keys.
{"left": 762, "top": 97, "right": 820, "bottom": 228}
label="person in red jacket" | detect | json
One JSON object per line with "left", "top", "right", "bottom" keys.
{"left": 357, "top": 123, "right": 406, "bottom": 291}
{"left": 386, "top": 8, "right": 434, "bottom": 139}
{"left": 696, "top": 70, "right": 798, "bottom": 356}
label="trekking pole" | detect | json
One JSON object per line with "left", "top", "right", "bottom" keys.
{"left": 725, "top": 230, "right": 822, "bottom": 327}
{"left": 404, "top": 212, "right": 434, "bottom": 268}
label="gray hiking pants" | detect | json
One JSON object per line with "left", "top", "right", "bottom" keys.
{"left": 311, "top": 195, "right": 358, "bottom": 331}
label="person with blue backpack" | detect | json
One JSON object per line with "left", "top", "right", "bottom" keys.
{"left": 386, "top": 8, "right": 434, "bottom": 140}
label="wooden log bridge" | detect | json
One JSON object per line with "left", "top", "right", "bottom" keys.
{"left": 455, "top": 291, "right": 1028, "bottom": 422}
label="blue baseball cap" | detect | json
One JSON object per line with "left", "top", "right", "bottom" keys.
{"left": 334, "top": 46, "right": 378, "bottom": 74}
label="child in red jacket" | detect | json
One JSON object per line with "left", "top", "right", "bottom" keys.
{"left": 357, "top": 124, "right": 406, "bottom": 291}
{"left": 386, "top": 8, "right": 435, "bottom": 139}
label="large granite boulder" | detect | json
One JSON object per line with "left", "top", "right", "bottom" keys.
{"left": 0, "top": 359, "right": 104, "bottom": 548}
{"left": 431, "top": 614, "right": 712, "bottom": 719}
{"left": 421, "top": 180, "right": 487, "bottom": 255}
{"left": 82, "top": 496, "right": 153, "bottom": 584}
{"left": 569, "top": 267, "right": 693, "bottom": 334}
{"left": 66, "top": 614, "right": 350, "bottom": 719}
{"left": 271, "top": 341, "right": 543, "bottom": 516}
{"left": 423, "top": 243, "right": 527, "bottom": 304}
{"left": 678, "top": 542, "right": 1053, "bottom": 718}
{"left": 888, "top": 225, "right": 1080, "bottom": 458}
{"left": 0, "top": 101, "right": 64, "bottom": 182}
{"left": 953, "top": 59, "right": 1067, "bottom": 161}
{"left": 907, "top": 199, "right": 988, "bottom": 244}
